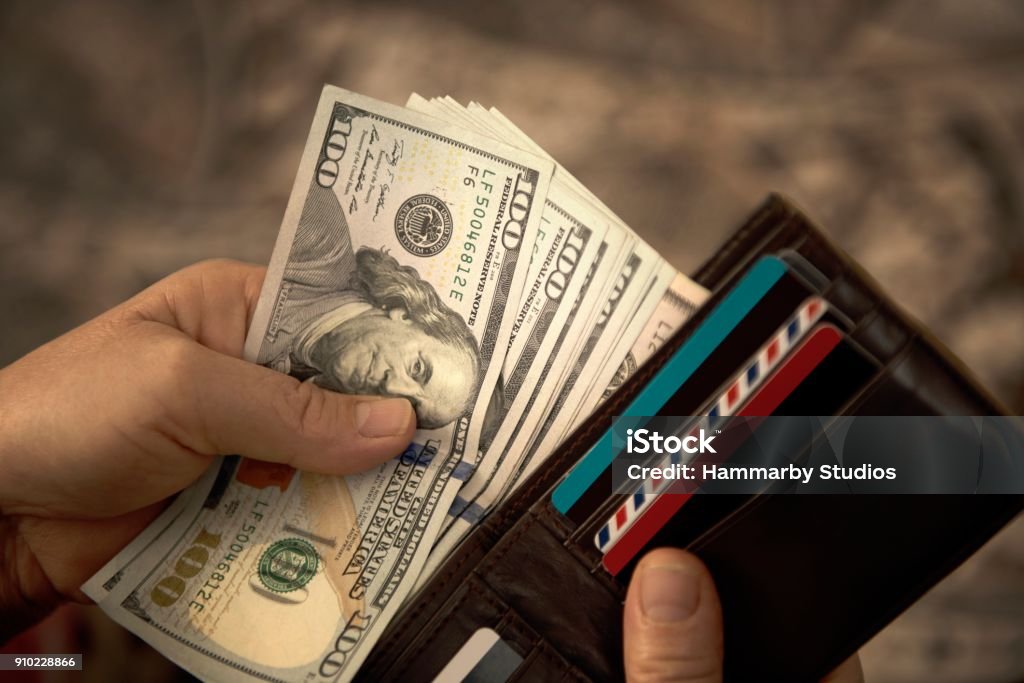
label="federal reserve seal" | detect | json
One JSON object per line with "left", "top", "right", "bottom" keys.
{"left": 394, "top": 194, "right": 453, "bottom": 257}
{"left": 258, "top": 538, "right": 319, "bottom": 593}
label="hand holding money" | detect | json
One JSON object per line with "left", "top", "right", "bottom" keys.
{"left": 0, "top": 253, "right": 859, "bottom": 683}
{"left": 0, "top": 259, "right": 415, "bottom": 639}
{"left": 59, "top": 86, "right": 707, "bottom": 681}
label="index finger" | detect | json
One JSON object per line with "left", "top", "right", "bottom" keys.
{"left": 125, "top": 259, "right": 267, "bottom": 358}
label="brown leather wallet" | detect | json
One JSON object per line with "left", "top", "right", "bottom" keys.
{"left": 356, "top": 194, "right": 1024, "bottom": 682}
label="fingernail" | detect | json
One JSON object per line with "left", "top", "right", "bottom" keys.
{"left": 640, "top": 563, "right": 700, "bottom": 622}
{"left": 355, "top": 399, "right": 413, "bottom": 438}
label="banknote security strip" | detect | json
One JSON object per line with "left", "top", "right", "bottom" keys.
{"left": 594, "top": 296, "right": 828, "bottom": 552}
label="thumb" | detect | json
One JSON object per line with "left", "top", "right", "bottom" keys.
{"left": 176, "top": 341, "right": 416, "bottom": 474}
{"left": 624, "top": 548, "right": 724, "bottom": 683}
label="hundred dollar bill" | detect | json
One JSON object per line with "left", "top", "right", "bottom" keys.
{"left": 426, "top": 235, "right": 652, "bottom": 562}
{"left": 85, "top": 86, "right": 553, "bottom": 682}
{"left": 476, "top": 243, "right": 657, "bottom": 512}
{"left": 460, "top": 191, "right": 606, "bottom": 499}
{"left": 449, "top": 100, "right": 667, "bottom": 432}
{"left": 417, "top": 101, "right": 701, "bottom": 555}
{"left": 528, "top": 243, "right": 664, "bottom": 450}
{"left": 457, "top": 106, "right": 711, "bottom": 506}
{"left": 404, "top": 95, "right": 618, "bottom": 537}
{"left": 403, "top": 94, "right": 606, "bottom": 471}
{"left": 421, "top": 223, "right": 630, "bottom": 578}
{"left": 486, "top": 262, "right": 674, "bottom": 508}
{"left": 559, "top": 261, "right": 681, "bottom": 436}
{"left": 559, "top": 262, "right": 706, "bottom": 436}
{"left": 595, "top": 272, "right": 707, "bottom": 404}
{"left": 81, "top": 467, "right": 214, "bottom": 600}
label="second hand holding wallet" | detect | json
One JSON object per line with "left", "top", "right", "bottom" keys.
{"left": 356, "top": 194, "right": 1024, "bottom": 682}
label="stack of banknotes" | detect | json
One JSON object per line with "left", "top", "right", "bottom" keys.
{"left": 82, "top": 86, "right": 709, "bottom": 681}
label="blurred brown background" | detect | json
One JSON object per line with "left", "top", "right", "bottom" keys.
{"left": 1, "top": 1, "right": 1022, "bottom": 681}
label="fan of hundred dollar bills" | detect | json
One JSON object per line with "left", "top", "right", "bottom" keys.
{"left": 81, "top": 86, "right": 709, "bottom": 682}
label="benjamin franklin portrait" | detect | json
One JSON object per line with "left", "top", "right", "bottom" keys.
{"left": 259, "top": 184, "right": 481, "bottom": 430}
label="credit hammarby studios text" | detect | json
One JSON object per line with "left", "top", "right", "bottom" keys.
{"left": 622, "top": 428, "right": 897, "bottom": 485}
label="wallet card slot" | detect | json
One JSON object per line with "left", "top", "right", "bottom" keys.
{"left": 569, "top": 301, "right": 890, "bottom": 566}
{"left": 370, "top": 575, "right": 537, "bottom": 683}
{"left": 478, "top": 508, "right": 625, "bottom": 680}
{"left": 572, "top": 491, "right": 624, "bottom": 551}
{"left": 598, "top": 349, "right": 918, "bottom": 583}
{"left": 852, "top": 336, "right": 993, "bottom": 415}
{"left": 506, "top": 641, "right": 591, "bottom": 683}
{"left": 537, "top": 497, "right": 618, "bottom": 583}
{"left": 587, "top": 325, "right": 890, "bottom": 579}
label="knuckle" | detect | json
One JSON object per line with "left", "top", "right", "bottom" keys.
{"left": 149, "top": 334, "right": 197, "bottom": 392}
{"left": 627, "top": 642, "right": 721, "bottom": 683}
{"left": 189, "top": 257, "right": 245, "bottom": 274}
{"left": 127, "top": 334, "right": 204, "bottom": 440}
{"left": 179, "top": 258, "right": 264, "bottom": 301}
{"left": 170, "top": 259, "right": 249, "bottom": 291}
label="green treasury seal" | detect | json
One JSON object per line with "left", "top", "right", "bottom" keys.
{"left": 258, "top": 538, "right": 319, "bottom": 593}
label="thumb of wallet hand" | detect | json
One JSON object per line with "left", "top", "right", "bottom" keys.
{"left": 623, "top": 548, "right": 864, "bottom": 683}
{"left": 623, "top": 548, "right": 723, "bottom": 682}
